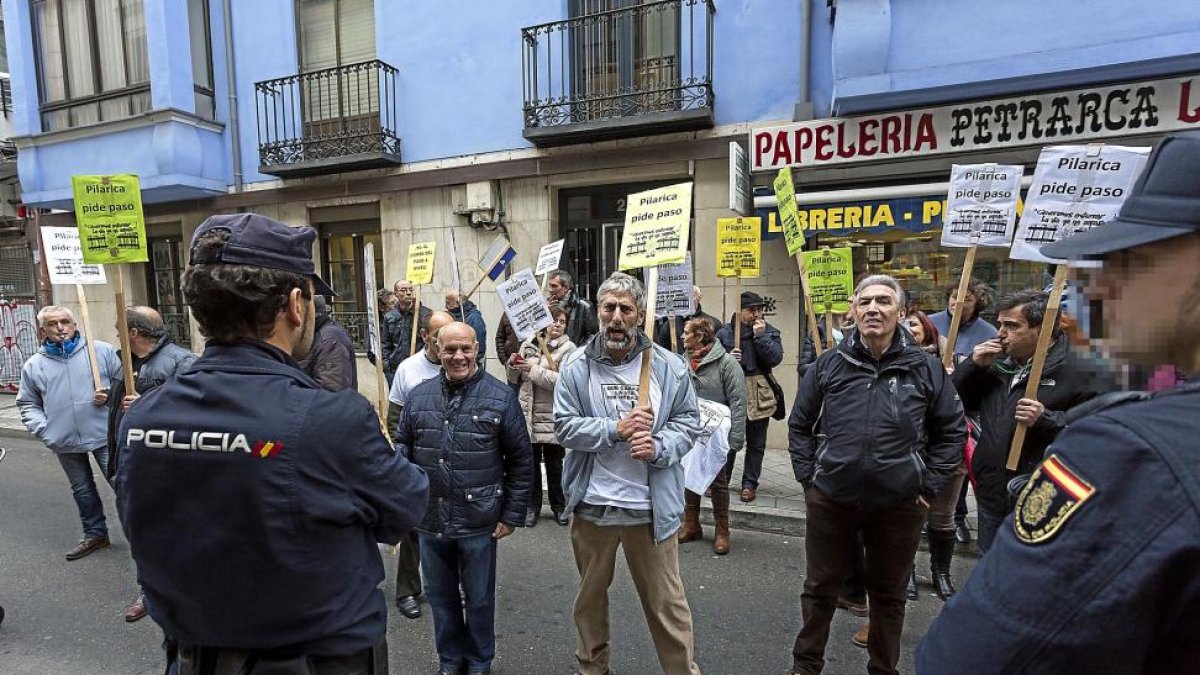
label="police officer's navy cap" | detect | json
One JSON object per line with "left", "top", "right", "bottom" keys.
{"left": 1042, "top": 131, "right": 1200, "bottom": 260}
{"left": 740, "top": 291, "right": 765, "bottom": 309}
{"left": 190, "top": 213, "right": 336, "bottom": 296}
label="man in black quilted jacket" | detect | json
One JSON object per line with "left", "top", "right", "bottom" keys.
{"left": 394, "top": 321, "right": 533, "bottom": 675}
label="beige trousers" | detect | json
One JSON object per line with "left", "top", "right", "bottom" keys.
{"left": 569, "top": 516, "right": 702, "bottom": 675}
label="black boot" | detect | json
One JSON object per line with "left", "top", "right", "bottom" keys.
{"left": 929, "top": 529, "right": 958, "bottom": 601}
{"left": 906, "top": 567, "right": 919, "bottom": 601}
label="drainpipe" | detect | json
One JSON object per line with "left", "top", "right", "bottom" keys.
{"left": 793, "top": 0, "right": 814, "bottom": 121}
{"left": 222, "top": 0, "right": 244, "bottom": 193}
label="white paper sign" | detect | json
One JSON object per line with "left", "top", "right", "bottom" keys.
{"left": 940, "top": 164, "right": 1023, "bottom": 248}
{"left": 535, "top": 239, "right": 565, "bottom": 276}
{"left": 655, "top": 251, "right": 695, "bottom": 319}
{"left": 682, "top": 399, "right": 732, "bottom": 494}
{"left": 364, "top": 243, "right": 382, "bottom": 358}
{"left": 42, "top": 227, "right": 107, "bottom": 285}
{"left": 1011, "top": 145, "right": 1151, "bottom": 263}
{"left": 496, "top": 268, "right": 553, "bottom": 342}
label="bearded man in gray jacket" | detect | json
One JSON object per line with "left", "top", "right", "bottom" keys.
{"left": 554, "top": 271, "right": 702, "bottom": 675}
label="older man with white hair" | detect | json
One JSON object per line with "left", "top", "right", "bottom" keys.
{"left": 787, "top": 274, "right": 966, "bottom": 675}
{"left": 17, "top": 305, "right": 121, "bottom": 560}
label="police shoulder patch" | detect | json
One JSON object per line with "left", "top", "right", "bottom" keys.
{"left": 1013, "top": 454, "right": 1096, "bottom": 545}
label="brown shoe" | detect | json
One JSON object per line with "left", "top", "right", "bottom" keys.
{"left": 712, "top": 516, "right": 731, "bottom": 555}
{"left": 677, "top": 504, "right": 702, "bottom": 543}
{"left": 65, "top": 536, "right": 110, "bottom": 561}
{"left": 739, "top": 487, "right": 757, "bottom": 503}
{"left": 836, "top": 595, "right": 869, "bottom": 617}
{"left": 851, "top": 623, "right": 869, "bottom": 648}
{"left": 124, "top": 595, "right": 147, "bottom": 622}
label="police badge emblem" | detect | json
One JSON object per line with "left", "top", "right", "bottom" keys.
{"left": 1013, "top": 454, "right": 1096, "bottom": 544}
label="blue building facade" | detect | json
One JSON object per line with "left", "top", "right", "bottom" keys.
{"left": 4, "top": 0, "right": 1200, "bottom": 437}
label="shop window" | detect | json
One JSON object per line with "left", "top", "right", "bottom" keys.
{"left": 32, "top": 0, "right": 151, "bottom": 131}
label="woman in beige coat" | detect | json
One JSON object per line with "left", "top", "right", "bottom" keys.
{"left": 512, "top": 305, "right": 576, "bottom": 527}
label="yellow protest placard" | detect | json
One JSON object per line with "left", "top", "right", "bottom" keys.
{"left": 406, "top": 242, "right": 436, "bottom": 285}
{"left": 72, "top": 174, "right": 148, "bottom": 264}
{"left": 618, "top": 182, "right": 693, "bottom": 270}
{"left": 773, "top": 167, "right": 804, "bottom": 256}
{"left": 716, "top": 217, "right": 762, "bottom": 278}
{"left": 802, "top": 247, "right": 854, "bottom": 313}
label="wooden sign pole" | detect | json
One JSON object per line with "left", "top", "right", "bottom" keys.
{"left": 942, "top": 244, "right": 979, "bottom": 372}
{"left": 668, "top": 312, "right": 678, "bottom": 353}
{"left": 537, "top": 333, "right": 557, "bottom": 371}
{"left": 409, "top": 288, "right": 421, "bottom": 357}
{"left": 1006, "top": 265, "right": 1070, "bottom": 470}
{"left": 794, "top": 252, "right": 825, "bottom": 357}
{"left": 112, "top": 265, "right": 136, "bottom": 395}
{"left": 637, "top": 266, "right": 659, "bottom": 407}
{"left": 824, "top": 309, "right": 836, "bottom": 350}
{"left": 733, "top": 271, "right": 743, "bottom": 352}
{"left": 74, "top": 283, "right": 103, "bottom": 391}
{"left": 463, "top": 249, "right": 509, "bottom": 303}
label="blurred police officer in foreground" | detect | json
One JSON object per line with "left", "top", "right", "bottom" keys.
{"left": 116, "top": 213, "right": 429, "bottom": 675}
{"left": 918, "top": 131, "right": 1200, "bottom": 673}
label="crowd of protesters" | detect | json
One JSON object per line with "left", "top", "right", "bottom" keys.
{"left": 18, "top": 142, "right": 1200, "bottom": 675}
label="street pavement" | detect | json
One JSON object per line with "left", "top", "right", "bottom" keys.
{"left": 0, "top": 434, "right": 975, "bottom": 675}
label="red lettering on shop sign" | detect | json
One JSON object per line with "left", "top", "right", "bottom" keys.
{"left": 1179, "top": 80, "right": 1200, "bottom": 124}
{"left": 755, "top": 132, "right": 773, "bottom": 168}
{"left": 859, "top": 119, "right": 879, "bottom": 156}
{"left": 881, "top": 116, "right": 902, "bottom": 154}
{"left": 836, "top": 122, "right": 856, "bottom": 159}
{"left": 771, "top": 130, "right": 793, "bottom": 167}
{"left": 815, "top": 124, "right": 834, "bottom": 161}
{"left": 915, "top": 113, "right": 937, "bottom": 152}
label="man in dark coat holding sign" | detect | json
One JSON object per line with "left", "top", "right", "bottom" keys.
{"left": 919, "top": 129, "right": 1200, "bottom": 675}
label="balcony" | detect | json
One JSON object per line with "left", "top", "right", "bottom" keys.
{"left": 521, "top": 0, "right": 714, "bottom": 147}
{"left": 255, "top": 60, "right": 402, "bottom": 178}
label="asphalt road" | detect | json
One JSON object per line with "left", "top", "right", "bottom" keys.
{"left": 0, "top": 435, "right": 973, "bottom": 674}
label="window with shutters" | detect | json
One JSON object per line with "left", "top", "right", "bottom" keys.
{"left": 31, "top": 0, "right": 152, "bottom": 131}
{"left": 296, "top": 0, "right": 377, "bottom": 138}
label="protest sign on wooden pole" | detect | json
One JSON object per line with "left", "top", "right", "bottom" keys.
{"left": 716, "top": 217, "right": 761, "bottom": 355}
{"left": 464, "top": 235, "right": 516, "bottom": 302}
{"left": 655, "top": 253, "right": 693, "bottom": 354}
{"left": 617, "top": 182, "right": 693, "bottom": 407}
{"left": 774, "top": 168, "right": 825, "bottom": 356}
{"left": 406, "top": 242, "right": 437, "bottom": 357}
{"left": 535, "top": 239, "right": 565, "bottom": 293}
{"left": 1007, "top": 265, "right": 1068, "bottom": 469}
{"left": 941, "top": 244, "right": 978, "bottom": 371}
{"left": 1005, "top": 144, "right": 1150, "bottom": 469}
{"left": 74, "top": 284, "right": 103, "bottom": 390}
{"left": 939, "top": 164, "right": 1023, "bottom": 371}
{"left": 112, "top": 265, "right": 136, "bottom": 394}
{"left": 363, "top": 244, "right": 389, "bottom": 432}
{"left": 73, "top": 174, "right": 148, "bottom": 394}
{"left": 801, "top": 247, "right": 854, "bottom": 354}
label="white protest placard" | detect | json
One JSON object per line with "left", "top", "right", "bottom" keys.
{"left": 496, "top": 268, "right": 554, "bottom": 342}
{"left": 42, "top": 227, "right": 107, "bottom": 285}
{"left": 1011, "top": 145, "right": 1151, "bottom": 263}
{"left": 941, "top": 164, "right": 1023, "bottom": 248}
{"left": 681, "top": 399, "right": 733, "bottom": 494}
{"left": 655, "top": 252, "right": 694, "bottom": 319}
{"left": 535, "top": 239, "right": 566, "bottom": 276}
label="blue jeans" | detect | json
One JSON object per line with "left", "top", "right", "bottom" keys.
{"left": 56, "top": 449, "right": 114, "bottom": 539}
{"left": 976, "top": 505, "right": 1007, "bottom": 554}
{"left": 419, "top": 532, "right": 498, "bottom": 674}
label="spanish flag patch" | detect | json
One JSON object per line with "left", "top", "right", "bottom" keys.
{"left": 1013, "top": 454, "right": 1096, "bottom": 545}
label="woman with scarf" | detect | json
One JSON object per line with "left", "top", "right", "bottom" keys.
{"left": 676, "top": 316, "right": 746, "bottom": 555}
{"left": 512, "top": 305, "right": 576, "bottom": 527}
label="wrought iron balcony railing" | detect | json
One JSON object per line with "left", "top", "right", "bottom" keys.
{"left": 330, "top": 311, "right": 371, "bottom": 353}
{"left": 255, "top": 60, "right": 401, "bottom": 177}
{"left": 521, "top": 0, "right": 714, "bottom": 145}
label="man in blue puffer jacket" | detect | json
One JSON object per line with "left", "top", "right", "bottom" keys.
{"left": 396, "top": 321, "right": 533, "bottom": 675}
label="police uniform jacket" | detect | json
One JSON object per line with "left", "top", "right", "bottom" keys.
{"left": 106, "top": 336, "right": 197, "bottom": 475}
{"left": 952, "top": 333, "right": 1114, "bottom": 516}
{"left": 116, "top": 340, "right": 429, "bottom": 656}
{"left": 917, "top": 377, "right": 1200, "bottom": 674}
{"left": 397, "top": 366, "right": 533, "bottom": 538}
{"left": 789, "top": 327, "right": 966, "bottom": 508}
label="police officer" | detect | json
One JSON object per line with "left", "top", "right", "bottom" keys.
{"left": 116, "top": 213, "right": 429, "bottom": 674}
{"left": 917, "top": 131, "right": 1200, "bottom": 673}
